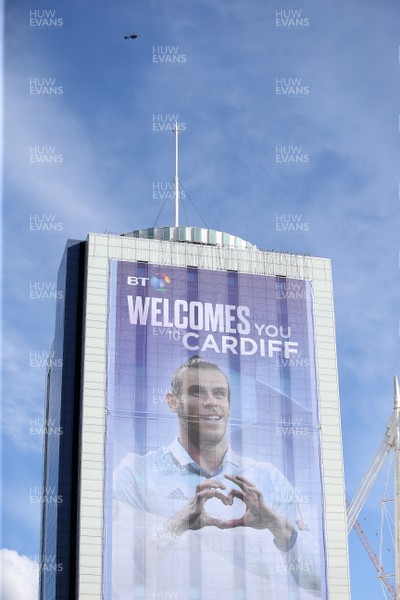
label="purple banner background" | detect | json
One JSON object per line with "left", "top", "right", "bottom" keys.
{"left": 104, "top": 260, "right": 328, "bottom": 600}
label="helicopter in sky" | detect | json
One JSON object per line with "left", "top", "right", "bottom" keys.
{"left": 124, "top": 29, "right": 139, "bottom": 40}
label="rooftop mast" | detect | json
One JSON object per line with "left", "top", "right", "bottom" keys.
{"left": 173, "top": 122, "right": 180, "bottom": 227}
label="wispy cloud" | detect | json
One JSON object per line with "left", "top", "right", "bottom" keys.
{"left": 0, "top": 550, "right": 39, "bottom": 600}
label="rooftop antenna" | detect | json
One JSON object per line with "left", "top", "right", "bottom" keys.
{"left": 172, "top": 122, "right": 180, "bottom": 227}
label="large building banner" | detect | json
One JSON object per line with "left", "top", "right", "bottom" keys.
{"left": 104, "top": 260, "right": 328, "bottom": 600}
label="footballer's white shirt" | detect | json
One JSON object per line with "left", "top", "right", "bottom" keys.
{"left": 111, "top": 439, "right": 324, "bottom": 600}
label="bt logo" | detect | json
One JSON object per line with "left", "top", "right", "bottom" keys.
{"left": 126, "top": 276, "right": 149, "bottom": 287}
{"left": 150, "top": 272, "right": 171, "bottom": 292}
{"left": 126, "top": 273, "right": 172, "bottom": 292}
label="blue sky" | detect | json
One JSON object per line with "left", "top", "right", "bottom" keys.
{"left": 2, "top": 0, "right": 400, "bottom": 598}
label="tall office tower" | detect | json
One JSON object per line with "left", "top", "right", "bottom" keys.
{"left": 40, "top": 227, "right": 351, "bottom": 600}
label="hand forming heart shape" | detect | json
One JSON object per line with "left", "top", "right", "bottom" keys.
{"left": 204, "top": 489, "right": 246, "bottom": 523}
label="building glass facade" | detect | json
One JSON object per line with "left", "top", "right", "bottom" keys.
{"left": 40, "top": 240, "right": 85, "bottom": 600}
